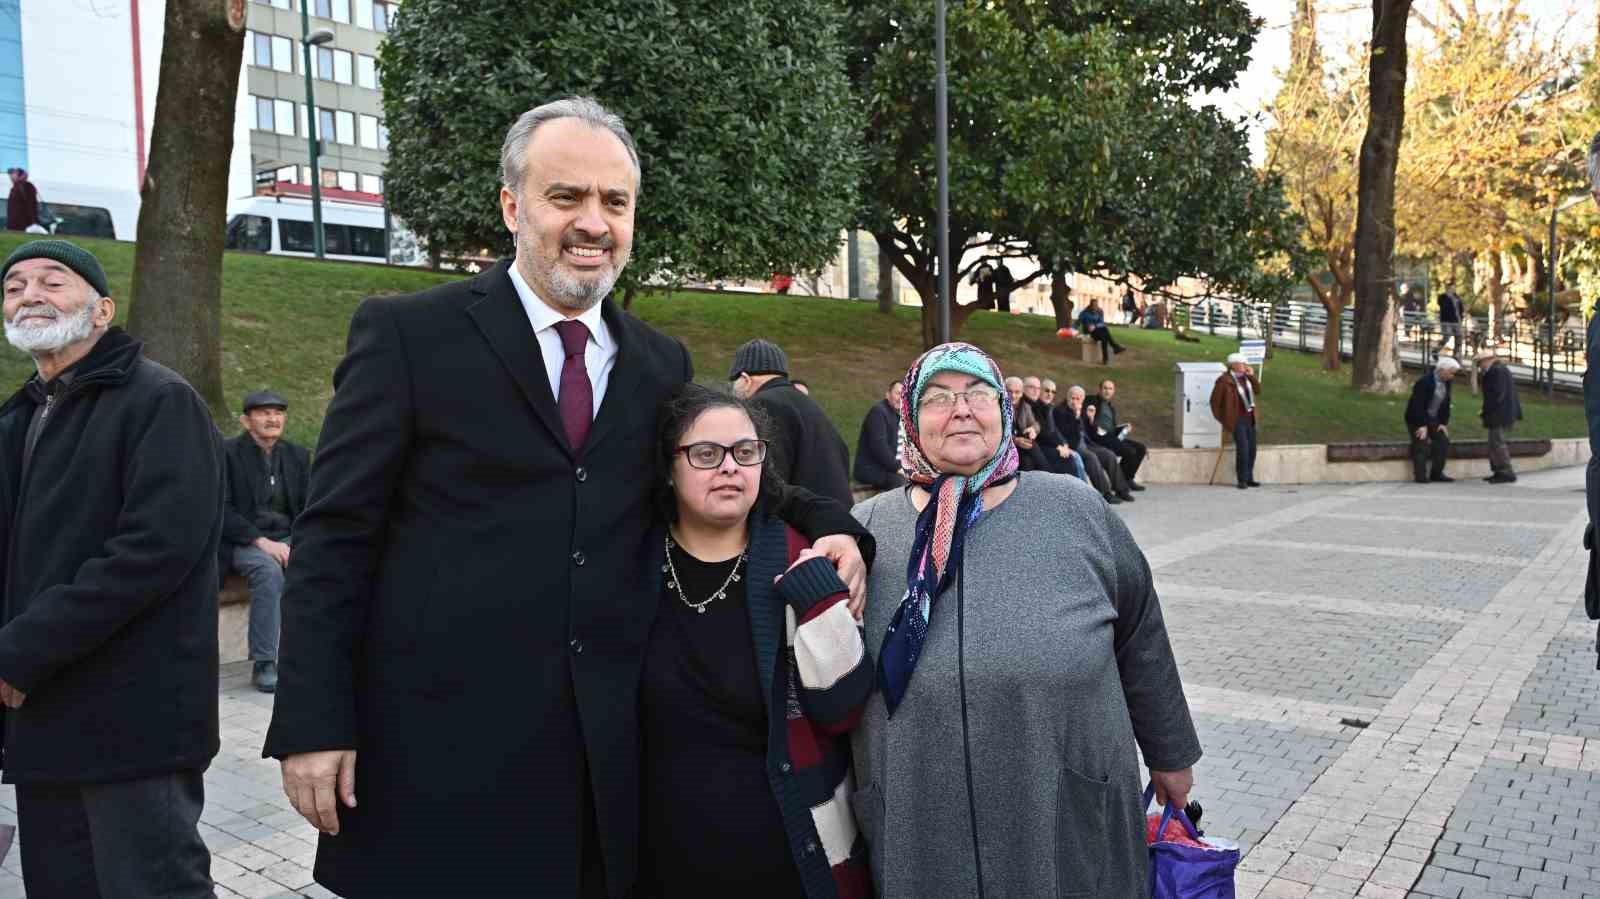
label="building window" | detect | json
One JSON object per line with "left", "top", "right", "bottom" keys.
{"left": 357, "top": 54, "right": 377, "bottom": 90}
{"left": 355, "top": 0, "right": 373, "bottom": 29}
{"left": 250, "top": 32, "right": 271, "bottom": 67}
{"left": 372, "top": 1, "right": 396, "bottom": 33}
{"left": 335, "top": 110, "right": 355, "bottom": 145}
{"left": 331, "top": 0, "right": 351, "bottom": 24}
{"left": 301, "top": 165, "right": 314, "bottom": 185}
{"left": 333, "top": 49, "right": 353, "bottom": 85}
{"left": 360, "top": 173, "right": 382, "bottom": 194}
{"left": 377, "top": 122, "right": 389, "bottom": 150}
{"left": 273, "top": 99, "right": 296, "bottom": 137}
{"left": 321, "top": 169, "right": 340, "bottom": 189}
{"left": 275, "top": 165, "right": 298, "bottom": 183}
{"left": 338, "top": 171, "right": 358, "bottom": 192}
{"left": 313, "top": 0, "right": 331, "bottom": 17}
{"left": 271, "top": 35, "right": 294, "bottom": 73}
{"left": 254, "top": 0, "right": 291, "bottom": 9}
{"left": 253, "top": 96, "right": 274, "bottom": 132}
{"left": 299, "top": 104, "right": 308, "bottom": 138}
{"left": 316, "top": 46, "right": 333, "bottom": 80}
{"left": 358, "top": 114, "right": 379, "bottom": 149}
{"left": 318, "top": 108, "right": 335, "bottom": 142}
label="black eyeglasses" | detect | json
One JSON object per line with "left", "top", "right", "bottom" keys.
{"left": 677, "top": 439, "right": 768, "bottom": 469}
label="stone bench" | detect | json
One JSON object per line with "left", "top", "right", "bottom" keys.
{"left": 218, "top": 573, "right": 251, "bottom": 665}
{"left": 1325, "top": 438, "right": 1552, "bottom": 463}
{"left": 1064, "top": 336, "right": 1102, "bottom": 364}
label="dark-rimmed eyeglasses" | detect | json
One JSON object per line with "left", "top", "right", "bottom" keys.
{"left": 677, "top": 439, "right": 768, "bottom": 469}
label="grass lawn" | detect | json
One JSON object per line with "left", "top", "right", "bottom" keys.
{"left": 0, "top": 232, "right": 1586, "bottom": 454}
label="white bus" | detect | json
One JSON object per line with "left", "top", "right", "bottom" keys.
{"left": 1, "top": 180, "right": 140, "bottom": 241}
{"left": 224, "top": 195, "right": 410, "bottom": 264}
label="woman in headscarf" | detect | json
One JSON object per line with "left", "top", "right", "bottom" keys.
{"left": 849, "top": 343, "right": 1201, "bottom": 897}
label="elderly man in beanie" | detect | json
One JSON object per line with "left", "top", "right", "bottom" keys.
{"left": 1406, "top": 356, "right": 1460, "bottom": 484}
{"left": 1210, "top": 353, "right": 1261, "bottom": 489}
{"left": 1474, "top": 350, "right": 1522, "bottom": 485}
{"left": 222, "top": 389, "right": 312, "bottom": 692}
{"left": 730, "top": 337, "right": 853, "bottom": 506}
{"left": 0, "top": 240, "right": 222, "bottom": 897}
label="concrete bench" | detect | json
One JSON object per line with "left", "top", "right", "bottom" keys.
{"left": 1065, "top": 336, "right": 1102, "bottom": 363}
{"left": 218, "top": 573, "right": 251, "bottom": 664}
{"left": 1326, "top": 438, "right": 1552, "bottom": 463}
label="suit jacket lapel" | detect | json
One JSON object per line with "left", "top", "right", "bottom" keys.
{"left": 465, "top": 261, "right": 573, "bottom": 457}
{"left": 584, "top": 297, "right": 645, "bottom": 454}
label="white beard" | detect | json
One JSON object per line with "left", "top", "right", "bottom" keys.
{"left": 6, "top": 302, "right": 95, "bottom": 354}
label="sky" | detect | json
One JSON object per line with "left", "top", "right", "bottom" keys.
{"left": 1207, "top": 0, "right": 1594, "bottom": 162}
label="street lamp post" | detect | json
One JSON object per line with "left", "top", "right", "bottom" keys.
{"left": 934, "top": 0, "right": 951, "bottom": 345}
{"left": 299, "top": 13, "right": 335, "bottom": 259}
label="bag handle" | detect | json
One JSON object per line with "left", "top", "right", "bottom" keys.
{"left": 1143, "top": 782, "right": 1201, "bottom": 842}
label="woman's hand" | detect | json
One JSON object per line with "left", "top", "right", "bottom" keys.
{"left": 1150, "top": 767, "right": 1194, "bottom": 811}
{"left": 809, "top": 535, "right": 867, "bottom": 620}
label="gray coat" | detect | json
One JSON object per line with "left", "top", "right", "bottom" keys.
{"left": 850, "top": 473, "right": 1202, "bottom": 898}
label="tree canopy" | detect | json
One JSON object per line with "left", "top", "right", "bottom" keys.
{"left": 378, "top": 0, "right": 863, "bottom": 292}
{"left": 848, "top": 0, "right": 1306, "bottom": 344}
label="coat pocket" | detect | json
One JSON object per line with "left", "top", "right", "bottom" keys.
{"left": 851, "top": 782, "right": 885, "bottom": 890}
{"left": 1055, "top": 763, "right": 1108, "bottom": 898}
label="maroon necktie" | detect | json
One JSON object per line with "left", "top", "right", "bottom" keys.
{"left": 553, "top": 320, "right": 593, "bottom": 451}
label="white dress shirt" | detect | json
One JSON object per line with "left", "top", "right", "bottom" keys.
{"left": 508, "top": 265, "right": 617, "bottom": 417}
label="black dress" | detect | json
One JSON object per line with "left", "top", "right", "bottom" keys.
{"left": 638, "top": 541, "right": 806, "bottom": 899}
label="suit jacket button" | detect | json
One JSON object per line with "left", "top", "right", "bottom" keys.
{"left": 575, "top": 466, "right": 588, "bottom": 483}
{"left": 803, "top": 840, "right": 818, "bottom": 856}
{"left": 779, "top": 762, "right": 792, "bottom": 774}
{"left": 569, "top": 638, "right": 584, "bottom": 655}
{"left": 572, "top": 550, "right": 586, "bottom": 566}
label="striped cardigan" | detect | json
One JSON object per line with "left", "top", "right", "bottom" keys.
{"left": 746, "top": 515, "right": 875, "bottom": 899}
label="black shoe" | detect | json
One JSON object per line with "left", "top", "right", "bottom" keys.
{"left": 1106, "top": 494, "right": 1124, "bottom": 504}
{"left": 1116, "top": 492, "right": 1135, "bottom": 502}
{"left": 1237, "top": 483, "right": 1248, "bottom": 489}
{"left": 1246, "top": 480, "right": 1262, "bottom": 488}
{"left": 1414, "top": 476, "right": 1430, "bottom": 484}
{"left": 252, "top": 660, "right": 278, "bottom": 694}
{"left": 1430, "top": 474, "right": 1454, "bottom": 483}
{"left": 1113, "top": 345, "right": 1127, "bottom": 354}
{"left": 1487, "top": 473, "right": 1517, "bottom": 484}
{"left": 1129, "top": 482, "right": 1146, "bottom": 492}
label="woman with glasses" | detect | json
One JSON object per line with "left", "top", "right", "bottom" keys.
{"left": 849, "top": 343, "right": 1201, "bottom": 897}
{"left": 638, "top": 384, "right": 873, "bottom": 898}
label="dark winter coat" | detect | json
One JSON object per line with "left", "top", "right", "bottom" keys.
{"left": 4, "top": 180, "right": 39, "bottom": 231}
{"left": 1437, "top": 291, "right": 1464, "bottom": 323}
{"left": 261, "top": 260, "right": 870, "bottom": 898}
{"left": 1478, "top": 362, "right": 1522, "bottom": 429}
{"left": 751, "top": 377, "right": 853, "bottom": 507}
{"left": 219, "top": 433, "right": 310, "bottom": 580}
{"left": 853, "top": 399, "right": 904, "bottom": 491}
{"left": 0, "top": 328, "right": 222, "bottom": 784}
{"left": 1405, "top": 372, "right": 1453, "bottom": 429}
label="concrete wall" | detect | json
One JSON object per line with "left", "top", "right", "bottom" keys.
{"left": 1140, "top": 437, "right": 1590, "bottom": 485}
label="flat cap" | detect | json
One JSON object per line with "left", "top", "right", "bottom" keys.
{"left": 728, "top": 338, "right": 789, "bottom": 380}
{"left": 242, "top": 390, "right": 288, "bottom": 413}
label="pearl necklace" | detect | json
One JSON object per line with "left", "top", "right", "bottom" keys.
{"left": 663, "top": 535, "right": 746, "bottom": 614}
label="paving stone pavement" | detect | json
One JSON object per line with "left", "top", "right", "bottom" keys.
{"left": 0, "top": 470, "right": 1587, "bottom": 897}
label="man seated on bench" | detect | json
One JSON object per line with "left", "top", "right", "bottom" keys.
{"left": 221, "top": 391, "right": 311, "bottom": 693}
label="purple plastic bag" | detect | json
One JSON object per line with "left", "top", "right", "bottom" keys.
{"left": 1145, "top": 785, "right": 1239, "bottom": 899}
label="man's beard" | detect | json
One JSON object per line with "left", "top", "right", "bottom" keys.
{"left": 518, "top": 217, "right": 629, "bottom": 313}
{"left": 6, "top": 301, "right": 95, "bottom": 354}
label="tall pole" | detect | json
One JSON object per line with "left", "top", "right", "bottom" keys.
{"left": 1547, "top": 202, "right": 1558, "bottom": 395}
{"left": 934, "top": 0, "right": 951, "bottom": 345}
{"left": 300, "top": 6, "right": 326, "bottom": 259}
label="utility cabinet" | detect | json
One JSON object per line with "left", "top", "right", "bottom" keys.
{"left": 1173, "top": 362, "right": 1225, "bottom": 448}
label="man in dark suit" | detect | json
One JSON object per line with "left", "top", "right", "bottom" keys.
{"left": 730, "top": 338, "right": 853, "bottom": 506}
{"left": 263, "top": 97, "right": 869, "bottom": 899}
{"left": 1436, "top": 283, "right": 1465, "bottom": 359}
{"left": 1085, "top": 378, "right": 1147, "bottom": 489}
{"left": 853, "top": 379, "right": 905, "bottom": 491}
{"left": 1405, "top": 356, "right": 1459, "bottom": 484}
{"left": 220, "top": 389, "right": 311, "bottom": 693}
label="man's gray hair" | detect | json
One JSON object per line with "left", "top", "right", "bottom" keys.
{"left": 500, "top": 96, "right": 642, "bottom": 196}
{"left": 1041, "top": 378, "right": 1057, "bottom": 390}
{"left": 1435, "top": 356, "right": 1461, "bottom": 373}
{"left": 1587, "top": 132, "right": 1600, "bottom": 197}
{"left": 1066, "top": 384, "right": 1086, "bottom": 397}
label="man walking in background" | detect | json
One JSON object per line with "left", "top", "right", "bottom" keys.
{"left": 730, "top": 338, "right": 853, "bottom": 506}
{"left": 1475, "top": 350, "right": 1521, "bottom": 485}
{"left": 1210, "top": 352, "right": 1261, "bottom": 489}
{"left": 1436, "top": 282, "right": 1465, "bottom": 360}
{"left": 221, "top": 390, "right": 311, "bottom": 693}
{"left": 1406, "top": 356, "right": 1459, "bottom": 484}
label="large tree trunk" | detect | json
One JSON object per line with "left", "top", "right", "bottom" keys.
{"left": 126, "top": 0, "right": 246, "bottom": 419}
{"left": 1048, "top": 270, "right": 1074, "bottom": 329}
{"left": 1482, "top": 250, "right": 1506, "bottom": 339}
{"left": 1350, "top": 0, "right": 1411, "bottom": 394}
{"left": 876, "top": 246, "right": 895, "bottom": 314}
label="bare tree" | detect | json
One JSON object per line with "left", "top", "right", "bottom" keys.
{"left": 125, "top": 0, "right": 247, "bottom": 417}
{"left": 1351, "top": 0, "right": 1412, "bottom": 393}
